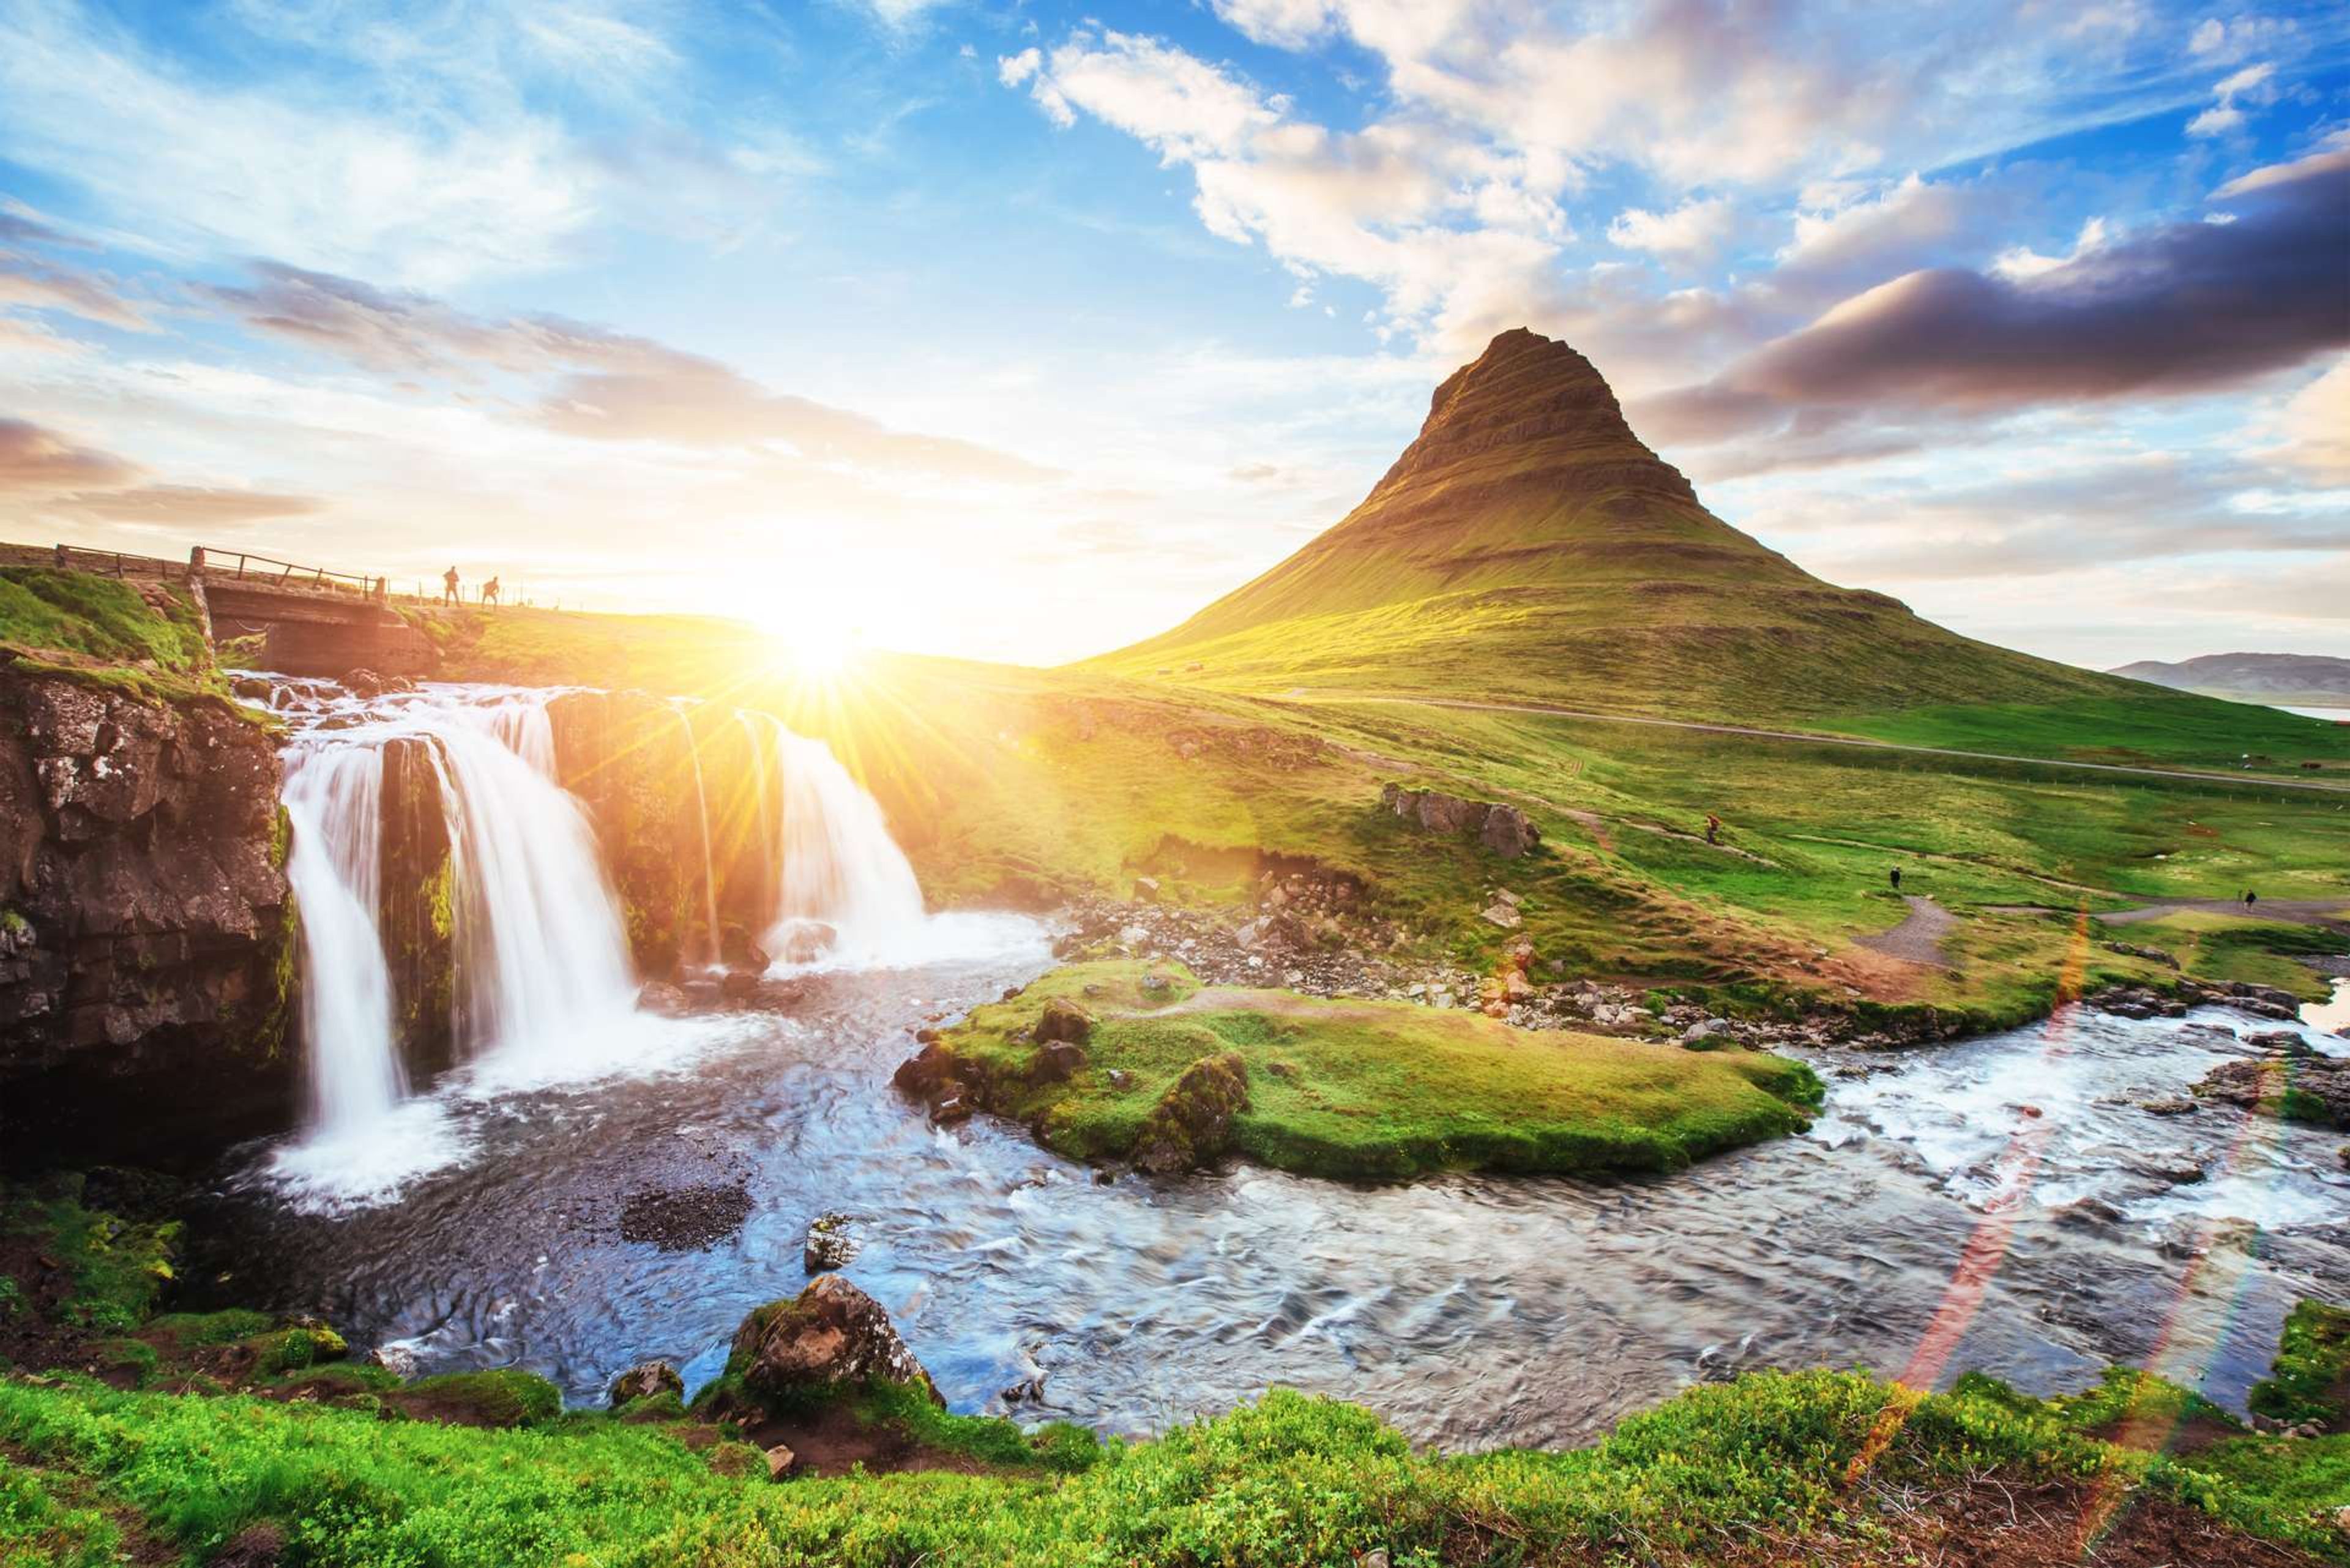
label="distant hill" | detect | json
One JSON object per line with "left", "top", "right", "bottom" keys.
{"left": 2109, "top": 653, "right": 2350, "bottom": 709}
{"left": 1092, "top": 329, "right": 2138, "bottom": 721}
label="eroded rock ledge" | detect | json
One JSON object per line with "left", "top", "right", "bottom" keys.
{"left": 0, "top": 666, "right": 295, "bottom": 1166}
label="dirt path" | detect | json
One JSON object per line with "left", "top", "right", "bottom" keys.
{"left": 1860, "top": 895, "right": 1958, "bottom": 968}
{"left": 2094, "top": 898, "right": 2350, "bottom": 933}
{"left": 1293, "top": 693, "right": 2350, "bottom": 795}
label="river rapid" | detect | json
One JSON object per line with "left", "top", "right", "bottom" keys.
{"left": 196, "top": 941, "right": 2350, "bottom": 1452}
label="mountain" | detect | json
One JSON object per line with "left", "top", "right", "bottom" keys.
{"left": 2109, "top": 653, "right": 2350, "bottom": 710}
{"left": 1092, "top": 329, "right": 2131, "bottom": 721}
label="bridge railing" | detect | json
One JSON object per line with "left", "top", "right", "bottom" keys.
{"left": 196, "top": 546, "right": 382, "bottom": 599}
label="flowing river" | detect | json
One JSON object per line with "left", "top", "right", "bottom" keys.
{"left": 197, "top": 679, "right": 2350, "bottom": 1452}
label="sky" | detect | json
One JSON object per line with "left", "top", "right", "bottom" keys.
{"left": 0, "top": 0, "right": 2344, "bottom": 671}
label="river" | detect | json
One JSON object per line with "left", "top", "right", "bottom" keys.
{"left": 195, "top": 930, "right": 2349, "bottom": 1451}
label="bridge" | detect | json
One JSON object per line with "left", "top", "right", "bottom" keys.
{"left": 2, "top": 541, "right": 436, "bottom": 678}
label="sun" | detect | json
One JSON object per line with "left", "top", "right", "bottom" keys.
{"left": 758, "top": 597, "right": 864, "bottom": 681}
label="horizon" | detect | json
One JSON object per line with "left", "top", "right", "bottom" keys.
{"left": 1, "top": 1, "right": 2345, "bottom": 670}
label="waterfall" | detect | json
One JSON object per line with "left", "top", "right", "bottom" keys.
{"left": 280, "top": 745, "right": 405, "bottom": 1133}
{"left": 425, "top": 720, "right": 639, "bottom": 1067}
{"left": 736, "top": 710, "right": 776, "bottom": 919}
{"left": 672, "top": 703, "right": 723, "bottom": 967}
{"left": 766, "top": 721, "right": 927, "bottom": 960}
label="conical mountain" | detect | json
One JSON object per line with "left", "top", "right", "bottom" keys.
{"left": 1094, "top": 328, "right": 2116, "bottom": 720}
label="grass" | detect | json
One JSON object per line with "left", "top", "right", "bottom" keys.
{"left": 2113, "top": 911, "right": 2350, "bottom": 999}
{"left": 2248, "top": 1299, "right": 2350, "bottom": 1427}
{"left": 4, "top": 1365, "right": 2344, "bottom": 1567}
{"left": 0, "top": 1178, "right": 177, "bottom": 1335}
{"left": 927, "top": 961, "right": 1824, "bottom": 1180}
{"left": 0, "top": 568, "right": 237, "bottom": 706}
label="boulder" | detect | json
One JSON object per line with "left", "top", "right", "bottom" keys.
{"left": 608, "top": 1361, "right": 685, "bottom": 1408}
{"left": 1480, "top": 805, "right": 1540, "bottom": 858}
{"left": 2195, "top": 1056, "right": 2350, "bottom": 1128}
{"left": 636, "top": 981, "right": 691, "bottom": 1017}
{"left": 803, "top": 1212, "right": 857, "bottom": 1274}
{"left": 719, "top": 925, "right": 770, "bottom": 971}
{"left": 1480, "top": 900, "right": 1523, "bottom": 930}
{"left": 720, "top": 969, "right": 762, "bottom": 1003}
{"left": 1036, "top": 996, "right": 1094, "bottom": 1045}
{"left": 1133, "top": 1052, "right": 1250, "bottom": 1174}
{"left": 1132, "top": 876, "right": 1162, "bottom": 903}
{"left": 728, "top": 1274, "right": 939, "bottom": 1406}
{"left": 1032, "top": 1038, "right": 1087, "bottom": 1083}
{"left": 775, "top": 920, "right": 838, "bottom": 966}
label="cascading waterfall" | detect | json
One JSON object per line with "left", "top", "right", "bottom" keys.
{"left": 765, "top": 720, "right": 927, "bottom": 959}
{"left": 280, "top": 745, "right": 405, "bottom": 1133}
{"left": 671, "top": 703, "right": 723, "bottom": 967}
{"left": 424, "top": 720, "right": 639, "bottom": 1068}
{"left": 736, "top": 710, "right": 776, "bottom": 918}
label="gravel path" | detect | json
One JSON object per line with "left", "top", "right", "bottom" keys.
{"left": 1859, "top": 895, "right": 1957, "bottom": 968}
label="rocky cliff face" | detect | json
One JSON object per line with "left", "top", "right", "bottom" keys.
{"left": 0, "top": 663, "right": 296, "bottom": 1167}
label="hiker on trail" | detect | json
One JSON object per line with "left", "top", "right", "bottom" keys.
{"left": 482, "top": 576, "right": 501, "bottom": 607}
{"left": 2244, "top": 889, "right": 2258, "bottom": 912}
{"left": 441, "top": 566, "right": 460, "bottom": 605}
{"left": 1704, "top": 813, "right": 1721, "bottom": 846}
{"left": 1890, "top": 866, "right": 1903, "bottom": 892}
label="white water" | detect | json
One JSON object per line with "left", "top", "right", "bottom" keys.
{"left": 279, "top": 745, "right": 403, "bottom": 1132}
{"left": 765, "top": 720, "right": 928, "bottom": 961}
{"left": 253, "top": 678, "right": 986, "bottom": 1209}
{"left": 425, "top": 721, "right": 640, "bottom": 1070}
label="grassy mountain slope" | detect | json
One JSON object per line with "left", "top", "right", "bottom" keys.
{"left": 1089, "top": 330, "right": 2342, "bottom": 766}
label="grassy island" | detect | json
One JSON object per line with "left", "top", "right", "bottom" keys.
{"left": 912, "top": 961, "right": 1824, "bottom": 1181}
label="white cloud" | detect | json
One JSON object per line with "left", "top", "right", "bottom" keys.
{"left": 1607, "top": 197, "right": 1734, "bottom": 261}
{"left": 2187, "top": 60, "right": 2278, "bottom": 138}
{"left": 998, "top": 47, "right": 1040, "bottom": 88}
{"left": 1023, "top": 31, "right": 1283, "bottom": 161}
{"left": 0, "top": 1, "right": 602, "bottom": 288}
{"left": 1991, "top": 215, "right": 2109, "bottom": 280}
{"left": 1211, "top": 0, "right": 1338, "bottom": 50}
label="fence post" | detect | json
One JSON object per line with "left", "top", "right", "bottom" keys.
{"left": 53, "top": 543, "right": 66, "bottom": 569}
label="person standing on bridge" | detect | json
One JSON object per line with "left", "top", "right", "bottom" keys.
{"left": 482, "top": 576, "right": 501, "bottom": 607}
{"left": 442, "top": 565, "right": 460, "bottom": 605}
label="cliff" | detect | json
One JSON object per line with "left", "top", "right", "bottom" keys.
{"left": 0, "top": 662, "right": 297, "bottom": 1167}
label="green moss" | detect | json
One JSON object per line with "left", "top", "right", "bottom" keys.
{"left": 2250, "top": 1299, "right": 2350, "bottom": 1427}
{"left": 242, "top": 1325, "right": 348, "bottom": 1376}
{"left": 394, "top": 1368, "right": 565, "bottom": 1428}
{"left": 931, "top": 961, "right": 1822, "bottom": 1181}
{"left": 425, "top": 856, "right": 455, "bottom": 943}
{"left": 0, "top": 1178, "right": 177, "bottom": 1332}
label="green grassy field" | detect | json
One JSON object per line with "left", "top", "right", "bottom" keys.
{"left": 0, "top": 569, "right": 229, "bottom": 704}
{"left": 925, "top": 961, "right": 1822, "bottom": 1180}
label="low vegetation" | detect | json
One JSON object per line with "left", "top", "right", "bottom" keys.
{"left": 0, "top": 567, "right": 231, "bottom": 705}
{"left": 917, "top": 961, "right": 1823, "bottom": 1180}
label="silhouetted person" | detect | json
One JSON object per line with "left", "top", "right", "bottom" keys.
{"left": 2244, "top": 889, "right": 2257, "bottom": 912}
{"left": 482, "top": 575, "right": 501, "bottom": 607}
{"left": 1704, "top": 813, "right": 1721, "bottom": 845}
{"left": 441, "top": 566, "right": 460, "bottom": 605}
{"left": 1890, "top": 866, "right": 1903, "bottom": 892}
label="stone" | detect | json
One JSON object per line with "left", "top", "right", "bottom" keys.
{"left": 2196, "top": 1055, "right": 2350, "bottom": 1127}
{"left": 776, "top": 920, "right": 838, "bottom": 966}
{"left": 719, "top": 925, "right": 770, "bottom": 971}
{"left": 1681, "top": 1018, "right": 1729, "bottom": 1045}
{"left": 608, "top": 1361, "right": 684, "bottom": 1408}
{"left": 636, "top": 981, "right": 690, "bottom": 1017}
{"left": 370, "top": 1344, "right": 422, "bottom": 1379}
{"left": 2140, "top": 1097, "right": 2198, "bottom": 1117}
{"left": 2247, "top": 1029, "right": 2314, "bottom": 1056}
{"left": 892, "top": 1042, "right": 952, "bottom": 1097}
{"left": 764, "top": 1444, "right": 797, "bottom": 1478}
{"left": 1037, "top": 996, "right": 1095, "bottom": 1045}
{"left": 1133, "top": 1052, "right": 1250, "bottom": 1174}
{"left": 1480, "top": 805, "right": 1540, "bottom": 858}
{"left": 1032, "top": 1038, "right": 1087, "bottom": 1083}
{"left": 930, "top": 1092, "right": 972, "bottom": 1126}
{"left": 729, "top": 1275, "right": 939, "bottom": 1405}
{"left": 720, "top": 969, "right": 762, "bottom": 1003}
{"left": 1480, "top": 900, "right": 1523, "bottom": 930}
{"left": 1132, "top": 876, "right": 1162, "bottom": 903}
{"left": 804, "top": 1212, "right": 857, "bottom": 1273}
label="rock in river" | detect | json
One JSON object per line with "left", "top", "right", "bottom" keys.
{"left": 609, "top": 1361, "right": 684, "bottom": 1408}
{"left": 729, "top": 1274, "right": 938, "bottom": 1405}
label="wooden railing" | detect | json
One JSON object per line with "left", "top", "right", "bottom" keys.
{"left": 194, "top": 547, "right": 382, "bottom": 599}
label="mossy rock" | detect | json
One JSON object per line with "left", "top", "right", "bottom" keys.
{"left": 1133, "top": 1052, "right": 1249, "bottom": 1174}
{"left": 392, "top": 1368, "right": 565, "bottom": 1428}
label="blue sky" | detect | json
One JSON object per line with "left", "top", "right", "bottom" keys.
{"left": 1, "top": 0, "right": 2344, "bottom": 668}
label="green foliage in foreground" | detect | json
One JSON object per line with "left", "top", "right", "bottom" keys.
{"left": 935, "top": 962, "right": 1823, "bottom": 1180}
{"left": 6, "top": 1364, "right": 2346, "bottom": 1567}
{"left": 0, "top": 568, "right": 235, "bottom": 705}
{"left": 2250, "top": 1299, "right": 2350, "bottom": 1427}
{"left": 0, "top": 1178, "right": 177, "bottom": 1335}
